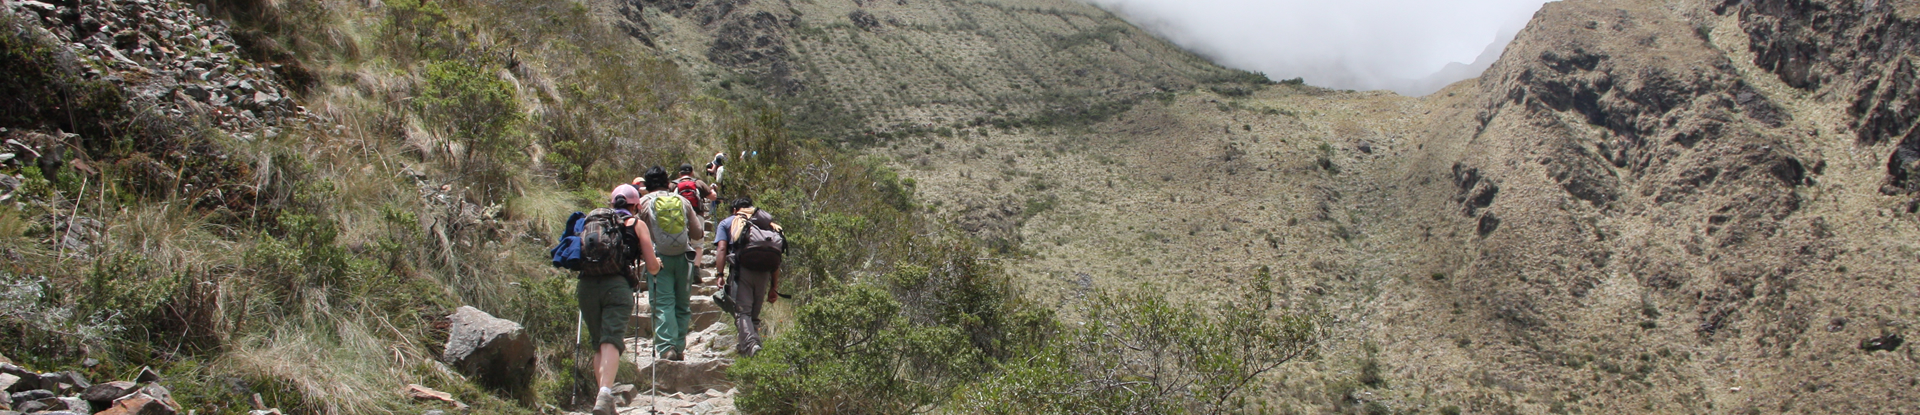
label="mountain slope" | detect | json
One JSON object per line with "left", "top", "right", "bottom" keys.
{"left": 635, "top": 0, "right": 1920, "bottom": 412}
{"left": 592, "top": 0, "right": 1268, "bottom": 142}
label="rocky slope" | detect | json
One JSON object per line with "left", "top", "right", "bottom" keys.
{"left": 634, "top": 0, "right": 1920, "bottom": 412}
{"left": 588, "top": 0, "right": 1266, "bottom": 142}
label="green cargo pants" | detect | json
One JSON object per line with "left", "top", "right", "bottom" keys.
{"left": 576, "top": 274, "right": 634, "bottom": 352}
{"left": 649, "top": 253, "right": 694, "bottom": 356}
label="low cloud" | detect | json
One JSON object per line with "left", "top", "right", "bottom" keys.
{"left": 1085, "top": 0, "right": 1553, "bottom": 95}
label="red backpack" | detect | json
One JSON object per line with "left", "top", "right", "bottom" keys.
{"left": 674, "top": 179, "right": 705, "bottom": 214}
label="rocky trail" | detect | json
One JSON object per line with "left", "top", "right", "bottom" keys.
{"left": 586, "top": 256, "right": 748, "bottom": 415}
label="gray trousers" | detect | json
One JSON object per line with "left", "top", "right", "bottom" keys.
{"left": 731, "top": 267, "right": 772, "bottom": 354}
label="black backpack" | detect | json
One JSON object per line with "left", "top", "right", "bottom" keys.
{"left": 578, "top": 208, "right": 638, "bottom": 278}
{"left": 729, "top": 209, "right": 785, "bottom": 272}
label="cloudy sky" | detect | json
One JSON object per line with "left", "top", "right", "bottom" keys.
{"left": 1083, "top": 0, "right": 1555, "bottom": 95}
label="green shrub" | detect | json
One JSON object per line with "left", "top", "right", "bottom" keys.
{"left": 733, "top": 284, "right": 981, "bottom": 414}
{"left": 958, "top": 267, "right": 1319, "bottom": 414}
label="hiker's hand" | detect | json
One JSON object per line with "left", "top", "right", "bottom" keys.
{"left": 767, "top": 291, "right": 778, "bottom": 304}
{"left": 645, "top": 258, "right": 662, "bottom": 274}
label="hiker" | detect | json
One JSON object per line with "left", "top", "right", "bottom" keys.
{"left": 714, "top": 197, "right": 785, "bottom": 356}
{"left": 636, "top": 166, "right": 706, "bottom": 361}
{"left": 579, "top": 184, "right": 662, "bottom": 415}
{"left": 673, "top": 163, "right": 717, "bottom": 218}
{"left": 704, "top": 153, "right": 726, "bottom": 216}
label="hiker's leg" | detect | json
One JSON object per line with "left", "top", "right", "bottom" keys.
{"left": 649, "top": 266, "right": 677, "bottom": 357}
{"left": 577, "top": 277, "right": 608, "bottom": 373}
{"left": 670, "top": 253, "right": 694, "bottom": 350}
{"left": 577, "top": 275, "right": 631, "bottom": 386}
{"left": 735, "top": 268, "right": 771, "bottom": 353}
{"left": 596, "top": 343, "right": 619, "bottom": 388}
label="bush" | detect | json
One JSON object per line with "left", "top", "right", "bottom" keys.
{"left": 733, "top": 284, "right": 981, "bottom": 414}
{"left": 958, "top": 267, "right": 1319, "bottom": 414}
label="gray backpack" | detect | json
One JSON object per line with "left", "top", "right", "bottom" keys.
{"left": 639, "top": 192, "right": 694, "bottom": 256}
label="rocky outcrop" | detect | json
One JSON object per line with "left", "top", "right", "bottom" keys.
{"left": 442, "top": 306, "right": 536, "bottom": 392}
{"left": 1731, "top": 0, "right": 1920, "bottom": 191}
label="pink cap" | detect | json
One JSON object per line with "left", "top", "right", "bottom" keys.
{"left": 610, "top": 184, "right": 641, "bottom": 208}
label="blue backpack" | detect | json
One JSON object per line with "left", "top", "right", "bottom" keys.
{"left": 550, "top": 212, "right": 587, "bottom": 270}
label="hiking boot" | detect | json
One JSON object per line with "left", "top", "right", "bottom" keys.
{"left": 592, "top": 388, "right": 621, "bottom": 415}
{"left": 666, "top": 348, "right": 685, "bottom": 361}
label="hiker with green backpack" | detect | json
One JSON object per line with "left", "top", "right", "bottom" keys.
{"left": 636, "top": 166, "right": 707, "bottom": 361}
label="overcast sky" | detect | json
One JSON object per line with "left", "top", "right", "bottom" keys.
{"left": 1084, "top": 0, "right": 1555, "bottom": 95}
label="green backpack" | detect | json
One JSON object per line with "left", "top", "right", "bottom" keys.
{"left": 644, "top": 192, "right": 692, "bottom": 255}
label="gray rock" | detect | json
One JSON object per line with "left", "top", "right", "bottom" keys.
{"left": 141, "top": 384, "right": 173, "bottom": 404}
{"left": 135, "top": 367, "right": 161, "bottom": 384}
{"left": 40, "top": 371, "right": 88, "bottom": 392}
{"left": 181, "top": 85, "right": 208, "bottom": 101}
{"left": 81, "top": 381, "right": 137, "bottom": 402}
{"left": 0, "top": 364, "right": 36, "bottom": 392}
{"left": 443, "top": 306, "right": 535, "bottom": 390}
{"left": 56, "top": 397, "right": 88, "bottom": 415}
{"left": 9, "top": 388, "right": 52, "bottom": 405}
{"left": 11, "top": 400, "right": 48, "bottom": 413}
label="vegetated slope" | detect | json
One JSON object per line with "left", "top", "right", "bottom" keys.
{"left": 591, "top": 0, "right": 1267, "bottom": 143}
{"left": 645, "top": 0, "right": 1920, "bottom": 413}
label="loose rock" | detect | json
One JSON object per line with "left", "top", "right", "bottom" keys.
{"left": 1860, "top": 333, "right": 1904, "bottom": 352}
{"left": 443, "top": 306, "right": 536, "bottom": 390}
{"left": 82, "top": 381, "right": 139, "bottom": 403}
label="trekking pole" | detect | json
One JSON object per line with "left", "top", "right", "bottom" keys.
{"left": 575, "top": 310, "right": 585, "bottom": 408}
{"left": 648, "top": 277, "right": 661, "bottom": 415}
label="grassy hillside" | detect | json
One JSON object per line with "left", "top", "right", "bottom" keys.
{"left": 0, "top": 0, "right": 1319, "bottom": 413}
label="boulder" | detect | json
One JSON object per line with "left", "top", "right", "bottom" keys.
{"left": 0, "top": 375, "right": 17, "bottom": 394}
{"left": 631, "top": 358, "right": 732, "bottom": 394}
{"left": 442, "top": 306, "right": 535, "bottom": 390}
{"left": 83, "top": 381, "right": 138, "bottom": 403}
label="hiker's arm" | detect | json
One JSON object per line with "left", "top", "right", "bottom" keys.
{"left": 767, "top": 270, "right": 779, "bottom": 304}
{"left": 632, "top": 220, "right": 662, "bottom": 274}
{"left": 713, "top": 241, "right": 728, "bottom": 282}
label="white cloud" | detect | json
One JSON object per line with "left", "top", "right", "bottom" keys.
{"left": 1084, "top": 0, "right": 1554, "bottom": 95}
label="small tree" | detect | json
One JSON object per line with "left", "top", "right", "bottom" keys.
{"left": 417, "top": 59, "right": 523, "bottom": 202}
